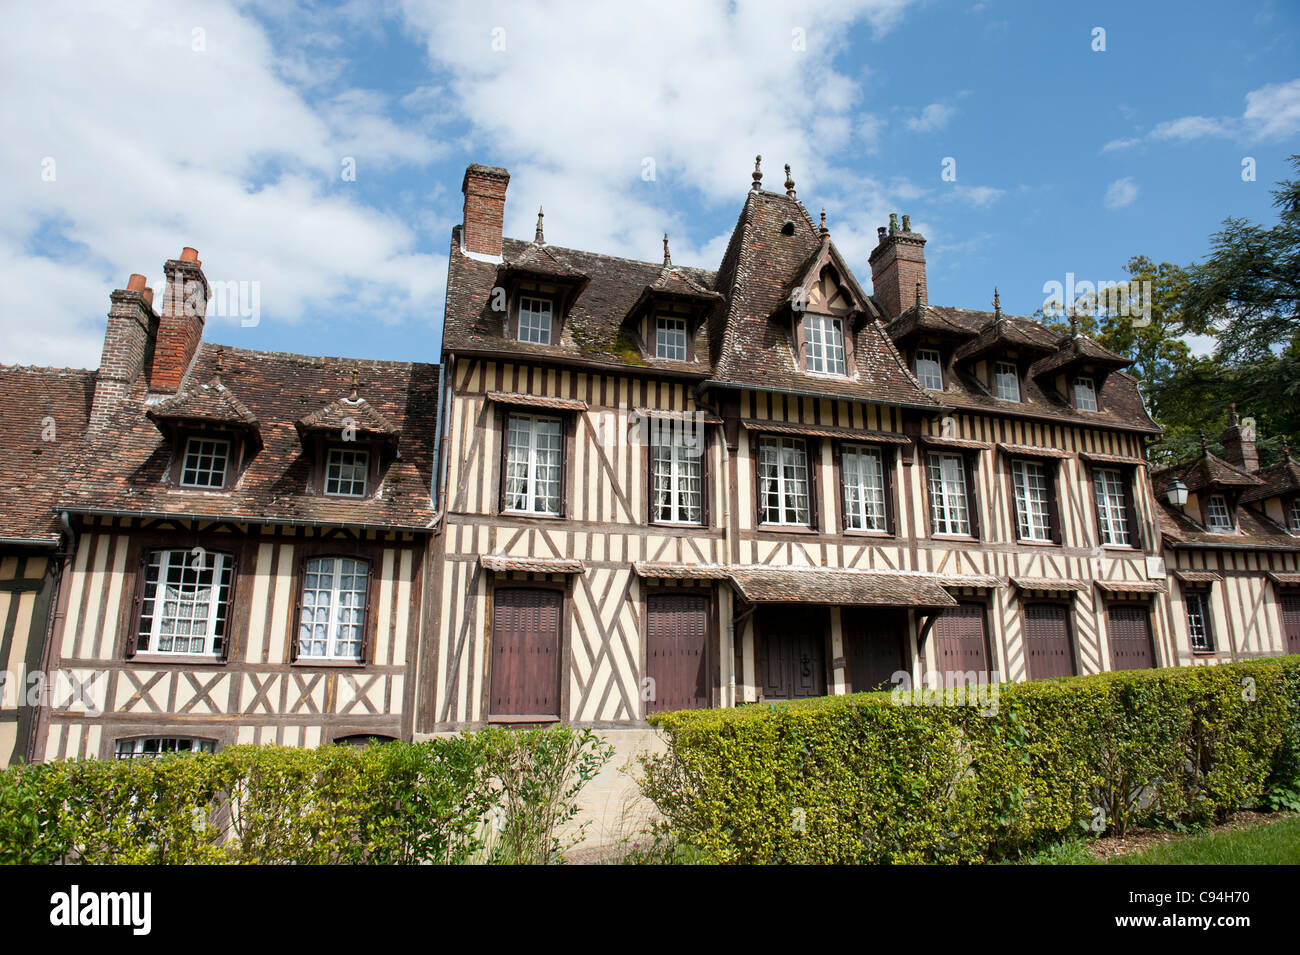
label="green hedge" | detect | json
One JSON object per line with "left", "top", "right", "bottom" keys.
{"left": 641, "top": 656, "right": 1300, "bottom": 864}
{"left": 0, "top": 726, "right": 611, "bottom": 865}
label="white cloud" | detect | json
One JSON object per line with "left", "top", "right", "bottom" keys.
{"left": 1102, "top": 137, "right": 1142, "bottom": 152}
{"left": 1104, "top": 177, "right": 1139, "bottom": 210}
{"left": 905, "top": 102, "right": 957, "bottom": 133}
{"left": 0, "top": 0, "right": 444, "bottom": 367}
{"left": 946, "top": 184, "right": 1005, "bottom": 208}
{"left": 1101, "top": 78, "right": 1300, "bottom": 153}
{"left": 1150, "top": 115, "right": 1229, "bottom": 141}
{"left": 1243, "top": 78, "right": 1300, "bottom": 139}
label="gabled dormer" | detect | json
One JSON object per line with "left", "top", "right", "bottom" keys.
{"left": 1243, "top": 441, "right": 1300, "bottom": 533}
{"left": 146, "top": 360, "right": 261, "bottom": 492}
{"left": 1029, "top": 329, "right": 1131, "bottom": 412}
{"left": 949, "top": 296, "right": 1055, "bottom": 403}
{"left": 295, "top": 370, "right": 401, "bottom": 501}
{"left": 1158, "top": 445, "right": 1265, "bottom": 534}
{"left": 623, "top": 236, "right": 722, "bottom": 364}
{"left": 494, "top": 214, "right": 589, "bottom": 347}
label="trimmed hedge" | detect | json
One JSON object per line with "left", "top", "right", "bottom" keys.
{"left": 0, "top": 726, "right": 611, "bottom": 865}
{"left": 641, "top": 656, "right": 1300, "bottom": 864}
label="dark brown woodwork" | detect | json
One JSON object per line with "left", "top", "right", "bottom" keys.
{"left": 1280, "top": 592, "right": 1300, "bottom": 656}
{"left": 645, "top": 592, "right": 710, "bottom": 713}
{"left": 842, "top": 608, "right": 906, "bottom": 692}
{"left": 1022, "top": 602, "right": 1077, "bottom": 680}
{"left": 1106, "top": 602, "right": 1155, "bottom": 670}
{"left": 759, "top": 606, "right": 828, "bottom": 700}
{"left": 489, "top": 587, "right": 562, "bottom": 719}
{"left": 931, "top": 601, "right": 990, "bottom": 678}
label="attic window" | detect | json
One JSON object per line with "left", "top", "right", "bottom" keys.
{"left": 781, "top": 220, "right": 796, "bottom": 236}
{"left": 325, "top": 447, "right": 370, "bottom": 497}
{"left": 655, "top": 315, "right": 688, "bottom": 361}
{"left": 1073, "top": 376, "right": 1098, "bottom": 412}
{"left": 180, "top": 437, "right": 230, "bottom": 489}
{"left": 518, "top": 296, "right": 553, "bottom": 345}
{"left": 1290, "top": 498, "right": 1300, "bottom": 533}
{"left": 915, "top": 349, "right": 944, "bottom": 390}
{"left": 803, "top": 314, "right": 846, "bottom": 375}
{"left": 994, "top": 362, "right": 1020, "bottom": 402}
{"left": 1205, "top": 494, "right": 1234, "bottom": 532}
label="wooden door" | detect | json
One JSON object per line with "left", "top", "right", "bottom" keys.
{"left": 490, "top": 588, "right": 562, "bottom": 718}
{"left": 932, "top": 601, "right": 990, "bottom": 678}
{"left": 1023, "top": 602, "right": 1076, "bottom": 680}
{"left": 646, "top": 592, "right": 711, "bottom": 713}
{"left": 843, "top": 609, "right": 906, "bottom": 692}
{"left": 1282, "top": 592, "right": 1300, "bottom": 655}
{"left": 1107, "top": 603, "right": 1155, "bottom": 670}
{"left": 760, "top": 607, "right": 827, "bottom": 700}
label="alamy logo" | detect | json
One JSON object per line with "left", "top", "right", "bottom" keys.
{"left": 49, "top": 885, "right": 151, "bottom": 935}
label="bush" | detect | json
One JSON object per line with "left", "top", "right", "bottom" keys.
{"left": 640, "top": 656, "right": 1300, "bottom": 864}
{"left": 0, "top": 726, "right": 612, "bottom": 865}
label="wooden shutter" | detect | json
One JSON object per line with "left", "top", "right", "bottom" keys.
{"left": 843, "top": 608, "right": 907, "bottom": 692}
{"left": 1121, "top": 467, "right": 1142, "bottom": 548}
{"left": 125, "top": 551, "right": 148, "bottom": 658}
{"left": 963, "top": 452, "right": 981, "bottom": 539}
{"left": 1046, "top": 461, "right": 1063, "bottom": 544}
{"left": 699, "top": 427, "right": 711, "bottom": 528}
{"left": 882, "top": 447, "right": 898, "bottom": 535}
{"left": 646, "top": 592, "right": 711, "bottom": 713}
{"left": 932, "top": 602, "right": 989, "bottom": 677}
{"left": 1279, "top": 592, "right": 1300, "bottom": 655}
{"left": 1107, "top": 603, "right": 1154, "bottom": 670}
{"left": 218, "top": 552, "right": 239, "bottom": 662}
{"left": 1023, "top": 602, "right": 1076, "bottom": 680}
{"left": 359, "top": 559, "right": 376, "bottom": 665}
{"left": 806, "top": 438, "right": 819, "bottom": 530}
{"left": 497, "top": 407, "right": 509, "bottom": 514}
{"left": 490, "top": 587, "right": 562, "bottom": 718}
{"left": 751, "top": 433, "right": 765, "bottom": 526}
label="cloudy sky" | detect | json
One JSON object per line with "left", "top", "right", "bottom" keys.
{"left": 4, "top": 0, "right": 1299, "bottom": 369}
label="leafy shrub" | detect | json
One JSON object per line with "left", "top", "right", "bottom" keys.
{"left": 640, "top": 656, "right": 1300, "bottom": 864}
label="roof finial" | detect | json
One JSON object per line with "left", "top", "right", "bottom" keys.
{"left": 663, "top": 233, "right": 672, "bottom": 266}
{"left": 214, "top": 347, "right": 224, "bottom": 381}
{"left": 350, "top": 363, "right": 360, "bottom": 401}
{"left": 819, "top": 208, "right": 829, "bottom": 238}
{"left": 535, "top": 206, "right": 545, "bottom": 245}
{"left": 751, "top": 154, "right": 763, "bottom": 191}
{"left": 1283, "top": 437, "right": 1293, "bottom": 461}
{"left": 1069, "top": 312, "right": 1079, "bottom": 337}
{"left": 1199, "top": 430, "right": 1208, "bottom": 455}
{"left": 915, "top": 281, "right": 922, "bottom": 308}
{"left": 784, "top": 163, "right": 796, "bottom": 198}
{"left": 993, "top": 287, "right": 1001, "bottom": 319}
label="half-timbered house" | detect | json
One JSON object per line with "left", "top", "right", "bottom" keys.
{"left": 425, "top": 160, "right": 1178, "bottom": 731}
{"left": 26, "top": 252, "right": 439, "bottom": 761}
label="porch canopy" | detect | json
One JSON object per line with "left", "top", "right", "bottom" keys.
{"left": 727, "top": 567, "right": 957, "bottom": 609}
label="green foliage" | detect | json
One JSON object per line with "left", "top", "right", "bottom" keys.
{"left": 1107, "top": 813, "right": 1300, "bottom": 865}
{"left": 639, "top": 658, "right": 1300, "bottom": 864}
{"left": 0, "top": 727, "right": 611, "bottom": 865}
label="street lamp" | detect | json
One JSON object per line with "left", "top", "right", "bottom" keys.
{"left": 1166, "top": 476, "right": 1189, "bottom": 508}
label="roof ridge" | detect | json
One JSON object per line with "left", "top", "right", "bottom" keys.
{"left": 196, "top": 342, "right": 430, "bottom": 370}
{"left": 0, "top": 363, "right": 95, "bottom": 375}
{"left": 503, "top": 236, "right": 718, "bottom": 277}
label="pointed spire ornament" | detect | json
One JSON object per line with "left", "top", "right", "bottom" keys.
{"left": 350, "top": 363, "right": 360, "bottom": 401}
{"left": 819, "top": 209, "right": 829, "bottom": 238}
{"left": 663, "top": 233, "right": 671, "bottom": 266}
{"left": 535, "top": 206, "right": 545, "bottom": 244}
{"left": 214, "top": 347, "right": 224, "bottom": 382}
{"left": 993, "top": 288, "right": 1001, "bottom": 319}
{"left": 784, "top": 163, "right": 796, "bottom": 198}
{"left": 915, "top": 281, "right": 922, "bottom": 308}
{"left": 751, "top": 154, "right": 763, "bottom": 191}
{"left": 1283, "top": 437, "right": 1292, "bottom": 461}
{"left": 1199, "top": 430, "right": 1209, "bottom": 455}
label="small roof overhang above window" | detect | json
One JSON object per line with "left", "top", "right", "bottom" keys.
{"left": 728, "top": 567, "right": 956, "bottom": 609}
{"left": 496, "top": 243, "right": 589, "bottom": 316}
{"left": 295, "top": 395, "right": 401, "bottom": 453}
{"left": 480, "top": 554, "right": 585, "bottom": 575}
{"left": 146, "top": 378, "right": 262, "bottom": 451}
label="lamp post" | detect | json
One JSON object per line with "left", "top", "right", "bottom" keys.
{"left": 1166, "top": 476, "right": 1188, "bottom": 509}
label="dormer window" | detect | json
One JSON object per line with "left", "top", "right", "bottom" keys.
{"left": 994, "top": 362, "right": 1020, "bottom": 402}
{"left": 1290, "top": 498, "right": 1300, "bottom": 533}
{"left": 325, "top": 447, "right": 370, "bottom": 497}
{"left": 655, "top": 315, "right": 688, "bottom": 361}
{"left": 180, "top": 436, "right": 230, "bottom": 489}
{"left": 915, "top": 349, "right": 944, "bottom": 390}
{"left": 803, "top": 314, "right": 846, "bottom": 375}
{"left": 517, "top": 295, "right": 553, "bottom": 345}
{"left": 1073, "top": 376, "right": 1098, "bottom": 411}
{"left": 1205, "top": 493, "right": 1234, "bottom": 532}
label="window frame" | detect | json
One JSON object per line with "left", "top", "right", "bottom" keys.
{"left": 323, "top": 445, "right": 371, "bottom": 498}
{"left": 1072, "top": 375, "right": 1099, "bottom": 412}
{"left": 115, "top": 737, "right": 217, "bottom": 759}
{"left": 925, "top": 449, "right": 979, "bottom": 539}
{"left": 515, "top": 294, "right": 555, "bottom": 345}
{"left": 499, "top": 410, "right": 568, "bottom": 518}
{"left": 1204, "top": 493, "right": 1236, "bottom": 533}
{"left": 800, "top": 313, "right": 847, "bottom": 377}
{"left": 178, "top": 435, "right": 232, "bottom": 490}
{"left": 1289, "top": 496, "right": 1300, "bottom": 534}
{"left": 130, "top": 548, "right": 237, "bottom": 659}
{"left": 293, "top": 555, "right": 374, "bottom": 664}
{"left": 1183, "top": 588, "right": 1215, "bottom": 653}
{"left": 993, "top": 361, "right": 1021, "bottom": 402}
{"left": 1090, "top": 465, "right": 1141, "bottom": 548}
{"left": 654, "top": 314, "right": 689, "bottom": 362}
{"left": 755, "top": 434, "right": 817, "bottom": 529}
{"left": 837, "top": 442, "right": 894, "bottom": 535}
{"left": 914, "top": 347, "right": 945, "bottom": 391}
{"left": 648, "top": 419, "right": 708, "bottom": 527}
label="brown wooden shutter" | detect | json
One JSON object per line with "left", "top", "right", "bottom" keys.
{"left": 699, "top": 427, "right": 711, "bottom": 528}
{"left": 931, "top": 601, "right": 990, "bottom": 678}
{"left": 497, "top": 407, "right": 509, "bottom": 514}
{"left": 1122, "top": 467, "right": 1142, "bottom": 549}
{"left": 751, "top": 433, "right": 764, "bottom": 526}
{"left": 963, "top": 452, "right": 981, "bottom": 540}
{"left": 289, "top": 554, "right": 307, "bottom": 663}
{"left": 806, "top": 438, "right": 819, "bottom": 530}
{"left": 218, "top": 552, "right": 239, "bottom": 662}
{"left": 558, "top": 414, "right": 572, "bottom": 519}
{"left": 125, "top": 551, "right": 148, "bottom": 658}
{"left": 359, "top": 559, "right": 376, "bottom": 665}
{"left": 883, "top": 447, "right": 898, "bottom": 536}
{"left": 1106, "top": 602, "right": 1154, "bottom": 670}
{"left": 1046, "top": 462, "right": 1063, "bottom": 544}
{"left": 1023, "top": 602, "right": 1076, "bottom": 679}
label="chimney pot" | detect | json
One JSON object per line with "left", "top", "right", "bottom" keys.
{"left": 180, "top": 247, "right": 200, "bottom": 264}
{"left": 869, "top": 215, "right": 927, "bottom": 321}
{"left": 142, "top": 287, "right": 154, "bottom": 309}
{"left": 127, "top": 273, "right": 147, "bottom": 292}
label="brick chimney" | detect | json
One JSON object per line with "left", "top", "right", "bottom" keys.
{"left": 461, "top": 164, "right": 510, "bottom": 257}
{"left": 90, "top": 273, "right": 159, "bottom": 429}
{"left": 149, "top": 247, "right": 209, "bottom": 393}
{"left": 1219, "top": 402, "right": 1259, "bottom": 472}
{"left": 868, "top": 212, "right": 927, "bottom": 321}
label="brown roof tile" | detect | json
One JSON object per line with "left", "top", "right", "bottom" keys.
{"left": 1242, "top": 454, "right": 1300, "bottom": 503}
{"left": 728, "top": 567, "right": 957, "bottom": 607}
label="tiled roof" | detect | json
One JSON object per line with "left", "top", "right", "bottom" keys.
{"left": 480, "top": 555, "right": 584, "bottom": 574}
{"left": 296, "top": 395, "right": 401, "bottom": 445}
{"left": 57, "top": 344, "right": 439, "bottom": 530}
{"left": 1155, "top": 499, "right": 1298, "bottom": 551}
{"left": 1011, "top": 577, "right": 1087, "bottom": 592}
{"left": 1242, "top": 454, "right": 1300, "bottom": 503}
{"left": 728, "top": 567, "right": 957, "bottom": 607}
{"left": 1173, "top": 570, "right": 1221, "bottom": 584}
{"left": 952, "top": 316, "right": 1055, "bottom": 364}
{"left": 1030, "top": 333, "right": 1132, "bottom": 378}
{"left": 0, "top": 365, "right": 95, "bottom": 542}
{"left": 1154, "top": 452, "right": 1264, "bottom": 494}
{"left": 147, "top": 377, "right": 259, "bottom": 429}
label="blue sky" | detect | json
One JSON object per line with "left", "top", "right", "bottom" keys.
{"left": 4, "top": 0, "right": 1299, "bottom": 369}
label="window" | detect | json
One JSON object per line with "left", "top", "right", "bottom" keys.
{"left": 1205, "top": 494, "right": 1234, "bottom": 532}
{"left": 1073, "top": 376, "right": 1098, "bottom": 411}
{"left": 1185, "top": 591, "right": 1214, "bottom": 652}
{"left": 325, "top": 447, "right": 369, "bottom": 497}
{"left": 651, "top": 427, "right": 703, "bottom": 524}
{"left": 994, "top": 362, "right": 1020, "bottom": 402}
{"left": 298, "top": 557, "right": 369, "bottom": 661}
{"left": 136, "top": 550, "right": 234, "bottom": 656}
{"left": 1011, "top": 459, "right": 1052, "bottom": 541}
{"left": 1291, "top": 498, "right": 1300, "bottom": 532}
{"left": 1093, "top": 467, "right": 1131, "bottom": 545}
{"left": 758, "top": 437, "right": 811, "bottom": 525}
{"left": 518, "top": 296, "right": 553, "bottom": 345}
{"left": 116, "top": 737, "right": 215, "bottom": 759}
{"left": 655, "top": 315, "right": 688, "bottom": 361}
{"left": 927, "top": 452, "right": 971, "bottom": 536}
{"left": 842, "top": 445, "right": 888, "bottom": 532}
{"left": 915, "top": 349, "right": 944, "bottom": 390}
{"left": 803, "top": 314, "right": 846, "bottom": 375}
{"left": 180, "top": 436, "right": 229, "bottom": 488}
{"left": 504, "top": 413, "right": 563, "bottom": 515}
